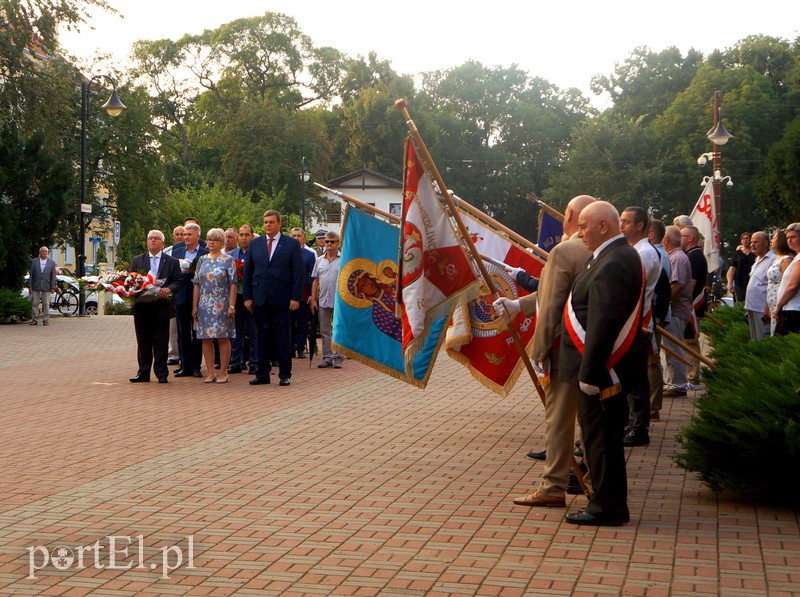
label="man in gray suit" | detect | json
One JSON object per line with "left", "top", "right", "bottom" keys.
{"left": 29, "top": 246, "right": 57, "bottom": 325}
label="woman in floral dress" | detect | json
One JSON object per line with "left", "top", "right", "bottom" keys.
{"left": 192, "top": 228, "right": 237, "bottom": 383}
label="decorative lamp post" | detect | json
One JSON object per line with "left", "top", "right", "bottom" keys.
{"left": 300, "top": 157, "right": 310, "bottom": 231}
{"left": 698, "top": 91, "right": 733, "bottom": 227}
{"left": 80, "top": 75, "right": 126, "bottom": 314}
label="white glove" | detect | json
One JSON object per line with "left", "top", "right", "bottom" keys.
{"left": 505, "top": 266, "right": 524, "bottom": 277}
{"left": 579, "top": 381, "right": 600, "bottom": 396}
{"left": 492, "top": 297, "right": 521, "bottom": 319}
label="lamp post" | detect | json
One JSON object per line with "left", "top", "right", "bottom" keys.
{"left": 79, "top": 75, "right": 126, "bottom": 314}
{"left": 299, "top": 157, "right": 310, "bottom": 231}
{"left": 697, "top": 91, "right": 733, "bottom": 229}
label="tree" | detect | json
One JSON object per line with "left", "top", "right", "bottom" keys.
{"left": 760, "top": 116, "right": 800, "bottom": 224}
{"left": 591, "top": 46, "right": 703, "bottom": 122}
{"left": 0, "top": 124, "right": 71, "bottom": 289}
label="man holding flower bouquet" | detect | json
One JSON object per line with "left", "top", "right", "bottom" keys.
{"left": 129, "top": 230, "right": 183, "bottom": 383}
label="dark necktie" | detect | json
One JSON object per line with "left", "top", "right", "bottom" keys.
{"left": 267, "top": 237, "right": 274, "bottom": 260}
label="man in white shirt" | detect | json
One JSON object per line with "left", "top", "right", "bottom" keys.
{"left": 744, "top": 231, "right": 774, "bottom": 340}
{"left": 620, "top": 207, "right": 661, "bottom": 446}
{"left": 310, "top": 231, "right": 343, "bottom": 368}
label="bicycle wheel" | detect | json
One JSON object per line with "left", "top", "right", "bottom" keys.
{"left": 57, "top": 291, "right": 79, "bottom": 316}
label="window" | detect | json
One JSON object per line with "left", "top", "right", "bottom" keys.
{"left": 389, "top": 203, "right": 402, "bottom": 217}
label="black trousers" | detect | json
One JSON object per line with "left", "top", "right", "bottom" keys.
{"left": 134, "top": 309, "right": 170, "bottom": 379}
{"left": 253, "top": 304, "right": 292, "bottom": 382}
{"left": 578, "top": 390, "right": 630, "bottom": 522}
{"left": 175, "top": 302, "right": 202, "bottom": 373}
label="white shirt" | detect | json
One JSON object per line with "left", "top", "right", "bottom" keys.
{"left": 777, "top": 253, "right": 800, "bottom": 312}
{"left": 745, "top": 250, "right": 775, "bottom": 312}
{"left": 148, "top": 251, "right": 163, "bottom": 278}
{"left": 634, "top": 237, "right": 662, "bottom": 325}
{"left": 592, "top": 234, "right": 625, "bottom": 259}
{"left": 266, "top": 235, "right": 280, "bottom": 260}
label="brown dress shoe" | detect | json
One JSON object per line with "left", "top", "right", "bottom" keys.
{"left": 512, "top": 490, "right": 566, "bottom": 508}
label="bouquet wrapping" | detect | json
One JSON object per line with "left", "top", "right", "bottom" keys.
{"left": 97, "top": 271, "right": 161, "bottom": 301}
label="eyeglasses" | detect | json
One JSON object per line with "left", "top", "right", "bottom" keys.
{"left": 147, "top": 237, "right": 162, "bottom": 241}
{"left": 206, "top": 238, "right": 222, "bottom": 242}
{"left": 323, "top": 240, "right": 338, "bottom": 244}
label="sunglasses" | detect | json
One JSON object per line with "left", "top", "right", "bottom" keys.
{"left": 323, "top": 240, "right": 338, "bottom": 244}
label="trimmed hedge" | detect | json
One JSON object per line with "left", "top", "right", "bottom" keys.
{"left": 674, "top": 305, "right": 800, "bottom": 501}
{"left": 0, "top": 288, "right": 32, "bottom": 322}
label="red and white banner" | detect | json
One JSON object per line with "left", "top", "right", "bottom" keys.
{"left": 398, "top": 139, "right": 479, "bottom": 373}
{"left": 445, "top": 210, "right": 545, "bottom": 396}
{"left": 690, "top": 178, "right": 720, "bottom": 273}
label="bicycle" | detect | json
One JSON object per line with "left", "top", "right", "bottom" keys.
{"left": 50, "top": 287, "right": 79, "bottom": 316}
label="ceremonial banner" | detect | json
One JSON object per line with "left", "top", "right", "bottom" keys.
{"left": 690, "top": 178, "right": 720, "bottom": 273}
{"left": 446, "top": 210, "right": 545, "bottom": 396}
{"left": 332, "top": 206, "right": 445, "bottom": 387}
{"left": 537, "top": 201, "right": 564, "bottom": 253}
{"left": 398, "top": 138, "right": 479, "bottom": 374}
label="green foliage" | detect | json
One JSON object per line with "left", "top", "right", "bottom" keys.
{"left": 0, "top": 125, "right": 71, "bottom": 289}
{"left": 674, "top": 306, "right": 800, "bottom": 501}
{"left": 152, "top": 183, "right": 289, "bottom": 238}
{"left": 0, "top": 288, "right": 32, "bottom": 322}
{"left": 760, "top": 116, "right": 800, "bottom": 224}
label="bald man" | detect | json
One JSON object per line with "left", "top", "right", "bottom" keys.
{"left": 495, "top": 195, "right": 596, "bottom": 508}
{"left": 560, "top": 201, "right": 643, "bottom": 526}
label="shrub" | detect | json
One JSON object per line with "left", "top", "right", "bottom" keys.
{"left": 674, "top": 305, "right": 800, "bottom": 501}
{"left": 0, "top": 288, "right": 32, "bottom": 322}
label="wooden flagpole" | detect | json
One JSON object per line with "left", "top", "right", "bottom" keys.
{"left": 314, "top": 183, "right": 401, "bottom": 224}
{"left": 452, "top": 195, "right": 550, "bottom": 262}
{"left": 656, "top": 324, "right": 714, "bottom": 368}
{"left": 395, "top": 99, "right": 588, "bottom": 495}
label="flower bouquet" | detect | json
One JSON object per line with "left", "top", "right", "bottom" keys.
{"left": 97, "top": 271, "right": 163, "bottom": 302}
{"left": 234, "top": 258, "right": 245, "bottom": 281}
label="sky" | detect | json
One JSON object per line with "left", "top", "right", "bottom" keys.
{"left": 60, "top": 0, "right": 800, "bottom": 110}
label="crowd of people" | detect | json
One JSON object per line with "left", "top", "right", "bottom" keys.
{"left": 126, "top": 211, "right": 344, "bottom": 386}
{"left": 31, "top": 203, "right": 799, "bottom": 526}
{"left": 493, "top": 198, "right": 800, "bottom": 527}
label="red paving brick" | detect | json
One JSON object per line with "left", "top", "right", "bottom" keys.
{"left": 0, "top": 315, "right": 797, "bottom": 595}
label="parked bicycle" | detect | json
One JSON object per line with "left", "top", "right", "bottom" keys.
{"left": 50, "top": 285, "right": 79, "bottom": 316}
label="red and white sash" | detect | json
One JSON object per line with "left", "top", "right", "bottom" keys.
{"left": 563, "top": 269, "right": 644, "bottom": 399}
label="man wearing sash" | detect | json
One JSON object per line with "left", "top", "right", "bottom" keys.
{"left": 560, "top": 201, "right": 643, "bottom": 526}
{"left": 494, "top": 195, "right": 595, "bottom": 508}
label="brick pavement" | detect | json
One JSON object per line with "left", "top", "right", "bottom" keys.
{"left": 0, "top": 315, "right": 797, "bottom": 596}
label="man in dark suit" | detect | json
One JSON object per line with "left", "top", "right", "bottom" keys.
{"left": 129, "top": 230, "right": 183, "bottom": 383}
{"left": 170, "top": 222, "right": 209, "bottom": 378}
{"left": 243, "top": 210, "right": 304, "bottom": 386}
{"left": 560, "top": 201, "right": 644, "bottom": 526}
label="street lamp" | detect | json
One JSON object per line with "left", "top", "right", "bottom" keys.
{"left": 697, "top": 90, "right": 732, "bottom": 234}
{"left": 80, "top": 74, "right": 126, "bottom": 314}
{"left": 299, "top": 157, "right": 310, "bottom": 231}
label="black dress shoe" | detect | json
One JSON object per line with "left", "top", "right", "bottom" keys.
{"left": 129, "top": 375, "right": 150, "bottom": 383}
{"left": 248, "top": 367, "right": 257, "bottom": 375}
{"left": 249, "top": 378, "right": 270, "bottom": 385}
{"left": 192, "top": 370, "right": 203, "bottom": 378}
{"left": 527, "top": 450, "right": 546, "bottom": 461}
{"left": 227, "top": 365, "right": 242, "bottom": 374}
{"left": 174, "top": 369, "right": 193, "bottom": 377}
{"left": 565, "top": 509, "right": 626, "bottom": 526}
{"left": 279, "top": 378, "right": 290, "bottom": 386}
{"left": 167, "top": 358, "right": 180, "bottom": 365}
{"left": 157, "top": 377, "right": 168, "bottom": 383}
